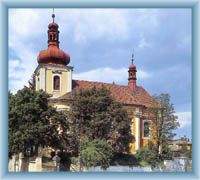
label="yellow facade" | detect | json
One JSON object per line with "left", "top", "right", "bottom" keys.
{"left": 52, "top": 104, "right": 70, "bottom": 111}
{"left": 128, "top": 107, "right": 158, "bottom": 154}
{"left": 187, "top": 145, "right": 191, "bottom": 151}
{"left": 129, "top": 117, "right": 135, "bottom": 153}
{"left": 35, "top": 64, "right": 73, "bottom": 98}
{"left": 45, "top": 69, "right": 69, "bottom": 97}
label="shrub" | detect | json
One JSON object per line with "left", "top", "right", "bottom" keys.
{"left": 135, "top": 144, "right": 161, "bottom": 168}
{"left": 80, "top": 138, "right": 113, "bottom": 170}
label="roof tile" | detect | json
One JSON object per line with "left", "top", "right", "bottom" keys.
{"left": 58, "top": 80, "right": 160, "bottom": 108}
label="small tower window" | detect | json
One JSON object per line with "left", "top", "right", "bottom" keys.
{"left": 53, "top": 75, "right": 60, "bottom": 90}
{"left": 50, "top": 34, "right": 53, "bottom": 41}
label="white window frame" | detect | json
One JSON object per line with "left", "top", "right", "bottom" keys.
{"left": 142, "top": 120, "right": 152, "bottom": 139}
{"left": 52, "top": 74, "right": 61, "bottom": 92}
{"left": 130, "top": 119, "right": 134, "bottom": 135}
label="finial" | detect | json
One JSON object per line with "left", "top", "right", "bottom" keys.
{"left": 131, "top": 51, "right": 134, "bottom": 64}
{"left": 52, "top": 8, "right": 55, "bottom": 22}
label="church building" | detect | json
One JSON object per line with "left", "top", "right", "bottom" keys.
{"left": 34, "top": 13, "right": 161, "bottom": 154}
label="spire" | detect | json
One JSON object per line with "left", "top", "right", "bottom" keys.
{"left": 52, "top": 8, "right": 55, "bottom": 22}
{"left": 131, "top": 52, "right": 134, "bottom": 64}
{"left": 48, "top": 9, "right": 59, "bottom": 47}
{"left": 37, "top": 9, "right": 70, "bottom": 66}
{"left": 128, "top": 51, "right": 137, "bottom": 91}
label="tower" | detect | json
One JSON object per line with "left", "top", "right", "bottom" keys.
{"left": 34, "top": 11, "right": 73, "bottom": 98}
{"left": 128, "top": 53, "right": 137, "bottom": 91}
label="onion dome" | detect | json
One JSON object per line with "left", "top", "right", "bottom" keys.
{"left": 38, "top": 46, "right": 70, "bottom": 66}
{"left": 129, "top": 63, "right": 136, "bottom": 69}
{"left": 37, "top": 12, "right": 70, "bottom": 66}
{"left": 48, "top": 22, "right": 59, "bottom": 29}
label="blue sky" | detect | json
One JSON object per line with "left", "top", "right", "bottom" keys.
{"left": 8, "top": 8, "right": 192, "bottom": 139}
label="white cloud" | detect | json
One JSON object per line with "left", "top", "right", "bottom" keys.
{"left": 138, "top": 37, "right": 151, "bottom": 49}
{"left": 73, "top": 67, "right": 150, "bottom": 84}
{"left": 9, "top": 59, "right": 21, "bottom": 78}
{"left": 8, "top": 8, "right": 159, "bottom": 93}
{"left": 71, "top": 9, "right": 130, "bottom": 44}
{"left": 9, "top": 43, "right": 38, "bottom": 93}
{"left": 137, "top": 70, "right": 150, "bottom": 79}
{"left": 175, "top": 111, "right": 192, "bottom": 128}
{"left": 54, "top": 9, "right": 133, "bottom": 44}
{"left": 9, "top": 9, "right": 131, "bottom": 47}
{"left": 9, "top": 9, "right": 49, "bottom": 49}
{"left": 9, "top": 8, "right": 161, "bottom": 47}
{"left": 9, "top": 9, "right": 40, "bottom": 37}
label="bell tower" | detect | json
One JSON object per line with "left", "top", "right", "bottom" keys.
{"left": 128, "top": 53, "right": 137, "bottom": 91}
{"left": 47, "top": 12, "right": 59, "bottom": 48}
{"left": 34, "top": 10, "right": 73, "bottom": 98}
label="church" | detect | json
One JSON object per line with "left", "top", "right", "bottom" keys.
{"left": 34, "top": 13, "right": 161, "bottom": 154}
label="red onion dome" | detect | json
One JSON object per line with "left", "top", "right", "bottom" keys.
{"left": 48, "top": 22, "right": 59, "bottom": 29}
{"left": 129, "top": 64, "right": 136, "bottom": 69}
{"left": 37, "top": 46, "right": 70, "bottom": 66}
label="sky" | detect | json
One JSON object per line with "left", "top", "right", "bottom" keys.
{"left": 8, "top": 8, "right": 192, "bottom": 139}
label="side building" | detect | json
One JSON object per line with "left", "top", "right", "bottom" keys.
{"left": 34, "top": 14, "right": 161, "bottom": 154}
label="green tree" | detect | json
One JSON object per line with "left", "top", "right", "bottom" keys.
{"left": 148, "top": 93, "right": 179, "bottom": 159}
{"left": 9, "top": 87, "right": 70, "bottom": 157}
{"left": 68, "top": 87, "right": 133, "bottom": 155}
{"left": 28, "top": 73, "right": 36, "bottom": 90}
{"left": 79, "top": 137, "right": 113, "bottom": 170}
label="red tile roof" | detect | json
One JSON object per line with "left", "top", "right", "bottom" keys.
{"left": 58, "top": 80, "right": 160, "bottom": 108}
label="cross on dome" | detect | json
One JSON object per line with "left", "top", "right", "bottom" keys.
{"left": 52, "top": 8, "right": 55, "bottom": 22}
{"left": 131, "top": 51, "right": 134, "bottom": 64}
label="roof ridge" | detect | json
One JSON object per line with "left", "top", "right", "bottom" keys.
{"left": 57, "top": 79, "right": 161, "bottom": 108}
{"left": 73, "top": 79, "right": 128, "bottom": 88}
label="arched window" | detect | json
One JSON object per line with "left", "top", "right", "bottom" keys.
{"left": 53, "top": 75, "right": 60, "bottom": 90}
{"left": 53, "top": 34, "right": 55, "bottom": 40}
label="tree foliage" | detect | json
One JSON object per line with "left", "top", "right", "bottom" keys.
{"left": 148, "top": 93, "right": 180, "bottom": 158}
{"left": 135, "top": 143, "right": 161, "bottom": 168}
{"left": 9, "top": 87, "right": 70, "bottom": 156}
{"left": 28, "top": 73, "right": 36, "bottom": 90}
{"left": 155, "top": 94, "right": 179, "bottom": 140}
{"left": 79, "top": 138, "right": 113, "bottom": 170}
{"left": 68, "top": 87, "right": 133, "bottom": 154}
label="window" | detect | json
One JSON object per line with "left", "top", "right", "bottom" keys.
{"left": 50, "top": 34, "right": 53, "bottom": 40}
{"left": 135, "top": 107, "right": 139, "bottom": 113}
{"left": 53, "top": 75, "right": 60, "bottom": 90}
{"left": 53, "top": 34, "right": 57, "bottom": 40}
{"left": 130, "top": 122, "right": 134, "bottom": 135}
{"left": 143, "top": 120, "right": 151, "bottom": 139}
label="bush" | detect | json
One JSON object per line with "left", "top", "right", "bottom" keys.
{"left": 80, "top": 138, "right": 113, "bottom": 170}
{"left": 135, "top": 144, "right": 161, "bottom": 168}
